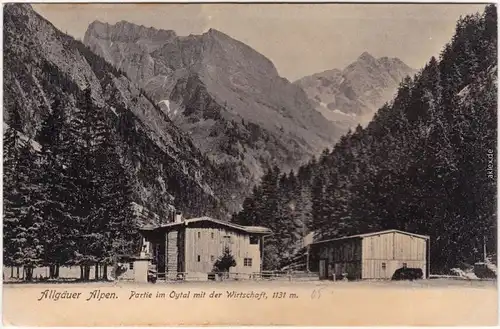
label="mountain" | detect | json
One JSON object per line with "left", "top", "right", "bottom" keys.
{"left": 294, "top": 52, "right": 416, "bottom": 129}
{"left": 236, "top": 5, "right": 497, "bottom": 271}
{"left": 83, "top": 21, "right": 343, "bottom": 210}
{"left": 3, "top": 3, "right": 229, "bottom": 221}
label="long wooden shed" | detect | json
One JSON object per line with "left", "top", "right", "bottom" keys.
{"left": 309, "top": 229, "right": 430, "bottom": 280}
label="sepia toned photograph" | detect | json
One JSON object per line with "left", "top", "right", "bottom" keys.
{"left": 2, "top": 1, "right": 498, "bottom": 326}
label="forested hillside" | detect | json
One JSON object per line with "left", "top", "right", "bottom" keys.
{"left": 234, "top": 5, "right": 497, "bottom": 272}
{"left": 3, "top": 3, "right": 229, "bottom": 280}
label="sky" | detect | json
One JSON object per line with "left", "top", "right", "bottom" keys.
{"left": 33, "top": 3, "right": 488, "bottom": 81}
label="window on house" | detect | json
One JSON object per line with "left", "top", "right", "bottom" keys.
{"left": 403, "top": 262, "right": 407, "bottom": 268}
{"left": 211, "top": 232, "right": 214, "bottom": 239}
{"left": 222, "top": 235, "right": 232, "bottom": 244}
{"left": 250, "top": 236, "right": 259, "bottom": 245}
{"left": 198, "top": 232, "right": 201, "bottom": 239}
{"left": 129, "top": 262, "right": 134, "bottom": 270}
{"left": 244, "top": 258, "right": 253, "bottom": 267}
{"left": 197, "top": 255, "right": 201, "bottom": 262}
{"left": 381, "top": 262, "right": 386, "bottom": 270}
{"left": 211, "top": 255, "right": 215, "bottom": 262}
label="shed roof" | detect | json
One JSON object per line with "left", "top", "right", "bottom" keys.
{"left": 140, "top": 216, "right": 272, "bottom": 235}
{"left": 310, "top": 229, "right": 430, "bottom": 246}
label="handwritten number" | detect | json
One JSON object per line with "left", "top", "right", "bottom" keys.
{"left": 311, "top": 289, "right": 321, "bottom": 299}
{"left": 311, "top": 285, "right": 328, "bottom": 299}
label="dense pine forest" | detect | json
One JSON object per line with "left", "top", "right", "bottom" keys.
{"left": 233, "top": 5, "right": 497, "bottom": 273}
{"left": 3, "top": 89, "right": 140, "bottom": 280}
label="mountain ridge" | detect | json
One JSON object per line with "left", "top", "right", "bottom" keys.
{"left": 84, "top": 19, "right": 344, "bottom": 211}
{"left": 294, "top": 52, "right": 416, "bottom": 129}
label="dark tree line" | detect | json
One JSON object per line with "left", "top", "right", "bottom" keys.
{"left": 233, "top": 5, "right": 497, "bottom": 273}
{"left": 3, "top": 89, "right": 139, "bottom": 281}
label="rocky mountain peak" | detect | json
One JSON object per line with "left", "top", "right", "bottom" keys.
{"left": 357, "top": 51, "right": 377, "bottom": 63}
{"left": 83, "top": 19, "right": 342, "bottom": 210}
{"left": 294, "top": 53, "right": 416, "bottom": 128}
{"left": 85, "top": 20, "right": 109, "bottom": 37}
{"left": 85, "top": 20, "right": 177, "bottom": 45}
{"left": 202, "top": 28, "right": 240, "bottom": 43}
{"left": 205, "top": 27, "right": 225, "bottom": 36}
{"left": 378, "top": 56, "right": 407, "bottom": 68}
{"left": 89, "top": 19, "right": 106, "bottom": 27}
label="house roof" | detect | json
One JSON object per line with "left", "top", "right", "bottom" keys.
{"left": 140, "top": 216, "right": 272, "bottom": 235}
{"left": 310, "top": 229, "right": 430, "bottom": 246}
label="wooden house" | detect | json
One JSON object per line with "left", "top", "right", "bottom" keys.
{"left": 309, "top": 229, "right": 430, "bottom": 280}
{"left": 139, "top": 215, "right": 272, "bottom": 280}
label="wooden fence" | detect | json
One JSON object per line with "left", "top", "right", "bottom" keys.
{"left": 4, "top": 265, "right": 320, "bottom": 283}
{"left": 149, "top": 271, "right": 319, "bottom": 282}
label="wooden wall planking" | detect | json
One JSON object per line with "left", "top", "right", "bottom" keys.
{"left": 361, "top": 231, "right": 427, "bottom": 279}
{"left": 331, "top": 261, "right": 363, "bottom": 279}
{"left": 393, "top": 233, "right": 426, "bottom": 261}
{"left": 315, "top": 231, "right": 428, "bottom": 280}
{"left": 166, "top": 230, "right": 178, "bottom": 274}
{"left": 362, "top": 260, "right": 427, "bottom": 279}
{"left": 362, "top": 233, "right": 394, "bottom": 260}
{"left": 318, "top": 239, "right": 363, "bottom": 279}
{"left": 178, "top": 229, "right": 185, "bottom": 273}
{"left": 320, "top": 239, "right": 362, "bottom": 263}
{"left": 183, "top": 224, "right": 261, "bottom": 275}
{"left": 362, "top": 232, "right": 427, "bottom": 261}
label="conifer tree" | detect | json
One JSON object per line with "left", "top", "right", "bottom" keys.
{"left": 213, "top": 246, "right": 237, "bottom": 274}
{"left": 3, "top": 106, "right": 23, "bottom": 273}
{"left": 8, "top": 141, "right": 45, "bottom": 281}
{"left": 66, "top": 88, "right": 106, "bottom": 279}
{"left": 94, "top": 113, "right": 139, "bottom": 278}
{"left": 311, "top": 174, "right": 327, "bottom": 235}
{"left": 36, "top": 96, "right": 75, "bottom": 277}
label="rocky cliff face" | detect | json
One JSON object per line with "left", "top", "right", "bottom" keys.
{"left": 4, "top": 3, "right": 228, "bottom": 220}
{"left": 294, "top": 52, "right": 416, "bottom": 129}
{"left": 84, "top": 21, "right": 343, "bottom": 211}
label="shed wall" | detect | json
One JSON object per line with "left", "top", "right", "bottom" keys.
{"left": 318, "top": 239, "right": 362, "bottom": 280}
{"left": 394, "top": 233, "right": 427, "bottom": 260}
{"left": 361, "top": 232, "right": 427, "bottom": 279}
{"left": 362, "top": 260, "right": 427, "bottom": 279}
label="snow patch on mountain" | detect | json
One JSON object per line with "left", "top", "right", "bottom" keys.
{"left": 158, "top": 99, "right": 171, "bottom": 111}
{"left": 332, "top": 109, "right": 356, "bottom": 117}
{"left": 110, "top": 106, "right": 119, "bottom": 117}
{"left": 158, "top": 99, "right": 179, "bottom": 118}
